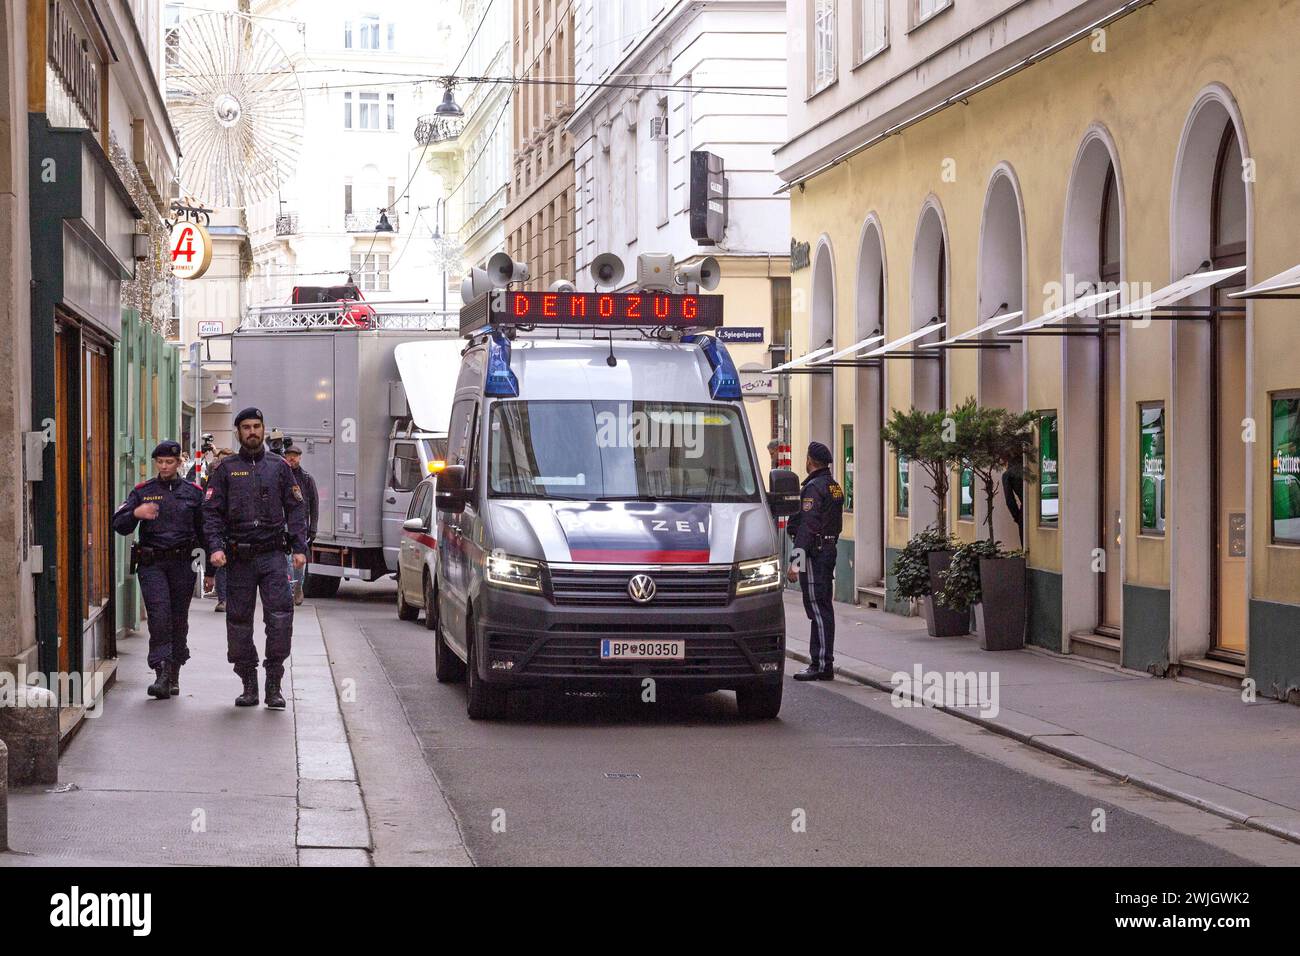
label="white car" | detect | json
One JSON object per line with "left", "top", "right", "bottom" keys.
{"left": 396, "top": 473, "right": 440, "bottom": 627}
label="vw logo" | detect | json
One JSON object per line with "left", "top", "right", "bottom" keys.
{"left": 627, "top": 573, "right": 657, "bottom": 604}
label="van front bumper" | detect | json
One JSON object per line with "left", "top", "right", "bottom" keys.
{"left": 472, "top": 585, "right": 785, "bottom": 691}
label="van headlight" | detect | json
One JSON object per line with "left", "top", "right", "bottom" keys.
{"left": 735, "top": 556, "right": 781, "bottom": 595}
{"left": 486, "top": 553, "right": 544, "bottom": 592}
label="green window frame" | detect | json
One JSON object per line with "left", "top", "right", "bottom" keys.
{"left": 1038, "top": 411, "right": 1059, "bottom": 527}
{"left": 1139, "top": 402, "right": 1166, "bottom": 536}
{"left": 896, "top": 453, "right": 909, "bottom": 517}
{"left": 1271, "top": 391, "right": 1300, "bottom": 545}
{"left": 958, "top": 462, "right": 974, "bottom": 520}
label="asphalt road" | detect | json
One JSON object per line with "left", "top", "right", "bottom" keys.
{"left": 314, "top": 580, "right": 1265, "bottom": 867}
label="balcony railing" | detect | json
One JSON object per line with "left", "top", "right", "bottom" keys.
{"left": 345, "top": 208, "right": 400, "bottom": 232}
{"left": 275, "top": 212, "right": 299, "bottom": 236}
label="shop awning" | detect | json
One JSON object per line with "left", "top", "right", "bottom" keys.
{"left": 1229, "top": 263, "right": 1300, "bottom": 300}
{"left": 1100, "top": 266, "right": 1245, "bottom": 319}
{"left": 998, "top": 289, "right": 1119, "bottom": 335}
{"left": 770, "top": 345, "right": 834, "bottom": 373}
{"left": 808, "top": 331, "right": 887, "bottom": 365}
{"left": 863, "top": 321, "right": 947, "bottom": 358}
{"left": 922, "top": 310, "right": 1024, "bottom": 349}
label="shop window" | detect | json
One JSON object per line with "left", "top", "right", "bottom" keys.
{"left": 896, "top": 453, "right": 909, "bottom": 517}
{"left": 841, "top": 425, "right": 854, "bottom": 513}
{"left": 1271, "top": 392, "right": 1300, "bottom": 545}
{"left": 1139, "top": 402, "right": 1166, "bottom": 535}
{"left": 1038, "top": 411, "right": 1059, "bottom": 527}
{"left": 958, "top": 462, "right": 974, "bottom": 520}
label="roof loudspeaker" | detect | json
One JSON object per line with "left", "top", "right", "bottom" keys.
{"left": 461, "top": 266, "right": 493, "bottom": 303}
{"left": 488, "top": 251, "right": 530, "bottom": 288}
{"left": 589, "top": 252, "right": 625, "bottom": 290}
{"left": 676, "top": 255, "right": 721, "bottom": 291}
{"left": 549, "top": 279, "right": 576, "bottom": 293}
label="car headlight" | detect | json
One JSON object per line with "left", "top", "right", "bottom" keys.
{"left": 735, "top": 555, "right": 781, "bottom": 595}
{"left": 486, "top": 553, "right": 544, "bottom": 592}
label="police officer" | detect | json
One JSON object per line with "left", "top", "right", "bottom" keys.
{"left": 203, "top": 407, "right": 309, "bottom": 710}
{"left": 282, "top": 445, "right": 318, "bottom": 606}
{"left": 786, "top": 441, "right": 844, "bottom": 681}
{"left": 112, "top": 440, "right": 208, "bottom": 700}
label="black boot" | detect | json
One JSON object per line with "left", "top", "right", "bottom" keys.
{"left": 264, "top": 673, "right": 286, "bottom": 710}
{"left": 169, "top": 664, "right": 181, "bottom": 697}
{"left": 793, "top": 665, "right": 834, "bottom": 682}
{"left": 147, "top": 662, "right": 172, "bottom": 700}
{"left": 234, "top": 671, "right": 259, "bottom": 707}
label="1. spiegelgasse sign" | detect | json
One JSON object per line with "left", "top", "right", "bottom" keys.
{"left": 169, "top": 221, "right": 213, "bottom": 280}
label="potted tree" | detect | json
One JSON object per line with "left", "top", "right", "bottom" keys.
{"left": 889, "top": 525, "right": 961, "bottom": 635}
{"left": 942, "top": 401, "right": 1036, "bottom": 649}
{"left": 884, "top": 407, "right": 967, "bottom": 635}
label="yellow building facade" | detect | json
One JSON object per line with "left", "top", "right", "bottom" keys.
{"left": 780, "top": 0, "right": 1300, "bottom": 701}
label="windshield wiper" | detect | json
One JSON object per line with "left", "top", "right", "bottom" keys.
{"left": 596, "top": 494, "right": 701, "bottom": 502}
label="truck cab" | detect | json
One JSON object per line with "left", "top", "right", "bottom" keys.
{"left": 429, "top": 289, "right": 801, "bottom": 720}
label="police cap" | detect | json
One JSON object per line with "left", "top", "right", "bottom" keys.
{"left": 152, "top": 440, "right": 182, "bottom": 459}
{"left": 807, "top": 441, "right": 833, "bottom": 465}
{"left": 285, "top": 445, "right": 303, "bottom": 456}
{"left": 233, "top": 406, "right": 264, "bottom": 428}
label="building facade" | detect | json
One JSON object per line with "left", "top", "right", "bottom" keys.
{"left": 778, "top": 0, "right": 1300, "bottom": 701}
{"left": 3, "top": 0, "right": 181, "bottom": 725}
{"left": 504, "top": 0, "right": 576, "bottom": 290}
{"left": 241, "top": 0, "right": 454, "bottom": 308}
{"left": 569, "top": 0, "right": 790, "bottom": 447}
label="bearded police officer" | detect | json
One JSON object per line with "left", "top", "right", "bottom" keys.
{"left": 112, "top": 440, "right": 209, "bottom": 700}
{"left": 786, "top": 441, "right": 844, "bottom": 681}
{"left": 203, "top": 407, "right": 309, "bottom": 709}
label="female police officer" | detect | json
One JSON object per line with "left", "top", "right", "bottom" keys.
{"left": 113, "top": 440, "right": 208, "bottom": 700}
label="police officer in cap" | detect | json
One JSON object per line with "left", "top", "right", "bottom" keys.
{"left": 203, "top": 407, "right": 309, "bottom": 709}
{"left": 112, "top": 440, "right": 209, "bottom": 699}
{"left": 786, "top": 441, "right": 844, "bottom": 681}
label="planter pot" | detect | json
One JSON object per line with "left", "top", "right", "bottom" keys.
{"left": 974, "top": 555, "right": 1027, "bottom": 650}
{"left": 922, "top": 550, "right": 970, "bottom": 637}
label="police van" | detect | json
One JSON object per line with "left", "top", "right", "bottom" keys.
{"left": 430, "top": 253, "right": 801, "bottom": 720}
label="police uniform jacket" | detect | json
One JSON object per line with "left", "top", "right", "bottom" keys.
{"left": 290, "top": 464, "right": 319, "bottom": 540}
{"left": 112, "top": 476, "right": 207, "bottom": 552}
{"left": 786, "top": 466, "right": 845, "bottom": 558}
{"left": 203, "top": 446, "right": 310, "bottom": 555}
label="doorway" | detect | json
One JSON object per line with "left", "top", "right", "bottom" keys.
{"left": 1097, "top": 166, "right": 1123, "bottom": 633}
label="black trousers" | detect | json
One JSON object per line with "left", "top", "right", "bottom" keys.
{"left": 225, "top": 549, "right": 294, "bottom": 679}
{"left": 138, "top": 557, "right": 197, "bottom": 669}
{"left": 799, "top": 548, "right": 837, "bottom": 671}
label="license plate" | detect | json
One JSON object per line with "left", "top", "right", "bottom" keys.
{"left": 600, "top": 639, "right": 685, "bottom": 660}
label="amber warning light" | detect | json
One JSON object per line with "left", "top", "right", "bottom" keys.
{"left": 489, "top": 291, "right": 723, "bottom": 328}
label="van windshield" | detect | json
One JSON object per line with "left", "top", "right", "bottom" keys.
{"left": 488, "top": 400, "right": 760, "bottom": 502}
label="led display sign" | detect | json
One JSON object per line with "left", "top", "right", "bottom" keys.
{"left": 486, "top": 291, "right": 723, "bottom": 329}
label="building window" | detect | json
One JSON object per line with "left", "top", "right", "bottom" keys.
{"left": 1139, "top": 402, "right": 1166, "bottom": 535}
{"left": 165, "top": 3, "right": 182, "bottom": 68}
{"left": 1038, "top": 410, "right": 1059, "bottom": 527}
{"left": 344, "top": 19, "right": 353, "bottom": 48}
{"left": 344, "top": 182, "right": 353, "bottom": 215}
{"left": 386, "top": 93, "right": 396, "bottom": 131}
{"left": 343, "top": 92, "right": 353, "bottom": 128}
{"left": 842, "top": 425, "right": 854, "bottom": 513}
{"left": 360, "top": 14, "right": 380, "bottom": 50}
{"left": 387, "top": 22, "right": 396, "bottom": 51}
{"left": 896, "top": 454, "right": 909, "bottom": 517}
{"left": 351, "top": 252, "right": 390, "bottom": 292}
{"left": 358, "top": 92, "right": 380, "bottom": 130}
{"left": 958, "top": 463, "right": 974, "bottom": 520}
{"left": 811, "top": 0, "right": 837, "bottom": 94}
{"left": 1271, "top": 392, "right": 1300, "bottom": 545}
{"left": 654, "top": 99, "right": 669, "bottom": 226}
{"left": 858, "top": 0, "right": 888, "bottom": 62}
{"left": 913, "top": 0, "right": 952, "bottom": 28}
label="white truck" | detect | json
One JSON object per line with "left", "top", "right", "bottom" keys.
{"left": 231, "top": 294, "right": 462, "bottom": 597}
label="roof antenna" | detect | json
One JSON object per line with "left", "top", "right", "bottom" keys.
{"left": 606, "top": 331, "right": 617, "bottom": 367}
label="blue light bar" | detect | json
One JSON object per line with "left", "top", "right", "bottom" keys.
{"left": 690, "top": 334, "right": 742, "bottom": 400}
{"left": 484, "top": 329, "right": 520, "bottom": 397}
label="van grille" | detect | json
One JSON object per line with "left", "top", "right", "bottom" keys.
{"left": 486, "top": 630, "right": 784, "bottom": 677}
{"left": 547, "top": 566, "right": 732, "bottom": 607}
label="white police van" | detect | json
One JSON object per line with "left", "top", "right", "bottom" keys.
{"left": 431, "top": 254, "right": 801, "bottom": 719}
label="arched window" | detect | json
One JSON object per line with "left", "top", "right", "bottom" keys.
{"left": 1099, "top": 165, "right": 1120, "bottom": 285}
{"left": 1212, "top": 125, "right": 1247, "bottom": 277}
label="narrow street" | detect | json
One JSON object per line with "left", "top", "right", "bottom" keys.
{"left": 316, "top": 582, "right": 1299, "bottom": 867}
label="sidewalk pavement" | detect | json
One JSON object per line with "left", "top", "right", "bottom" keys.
{"left": 0, "top": 596, "right": 370, "bottom": 867}
{"left": 784, "top": 591, "right": 1300, "bottom": 845}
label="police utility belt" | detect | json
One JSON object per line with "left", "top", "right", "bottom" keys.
{"left": 811, "top": 534, "right": 839, "bottom": 554}
{"left": 226, "top": 533, "right": 294, "bottom": 560}
{"left": 130, "top": 541, "right": 197, "bottom": 573}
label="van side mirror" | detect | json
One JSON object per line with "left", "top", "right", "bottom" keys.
{"left": 402, "top": 516, "right": 427, "bottom": 532}
{"left": 435, "top": 464, "right": 470, "bottom": 513}
{"left": 768, "top": 468, "right": 801, "bottom": 517}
